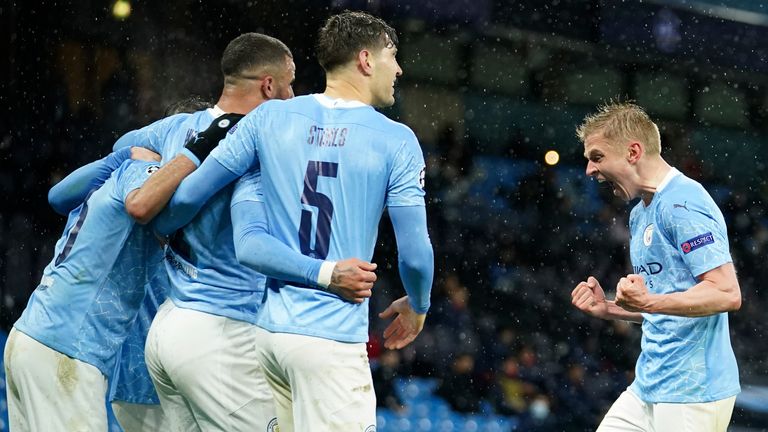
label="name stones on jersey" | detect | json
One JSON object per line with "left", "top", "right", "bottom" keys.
{"left": 307, "top": 125, "right": 347, "bottom": 147}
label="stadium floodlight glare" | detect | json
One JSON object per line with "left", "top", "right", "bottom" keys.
{"left": 544, "top": 149, "right": 560, "bottom": 166}
{"left": 112, "top": 0, "right": 131, "bottom": 20}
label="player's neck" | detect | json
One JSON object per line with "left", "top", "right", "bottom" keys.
{"left": 324, "top": 74, "right": 372, "bottom": 106}
{"left": 216, "top": 83, "right": 266, "bottom": 115}
{"left": 638, "top": 157, "right": 672, "bottom": 206}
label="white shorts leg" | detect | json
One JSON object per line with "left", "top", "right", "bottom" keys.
{"left": 597, "top": 390, "right": 651, "bottom": 432}
{"left": 653, "top": 396, "right": 736, "bottom": 432}
{"left": 4, "top": 328, "right": 108, "bottom": 432}
{"left": 145, "top": 299, "right": 276, "bottom": 432}
{"left": 253, "top": 326, "right": 376, "bottom": 432}
{"left": 111, "top": 401, "right": 171, "bottom": 432}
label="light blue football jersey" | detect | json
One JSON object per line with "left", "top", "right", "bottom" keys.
{"left": 213, "top": 94, "right": 427, "bottom": 343}
{"left": 628, "top": 168, "right": 740, "bottom": 403}
{"left": 132, "top": 106, "right": 267, "bottom": 324}
{"left": 109, "top": 270, "right": 168, "bottom": 404}
{"left": 14, "top": 160, "right": 163, "bottom": 377}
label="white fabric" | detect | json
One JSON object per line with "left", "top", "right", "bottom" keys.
{"left": 317, "top": 260, "right": 337, "bottom": 288}
{"left": 111, "top": 401, "right": 171, "bottom": 432}
{"left": 4, "top": 328, "right": 108, "bottom": 432}
{"left": 145, "top": 299, "right": 277, "bottom": 432}
{"left": 252, "top": 325, "right": 376, "bottom": 432}
{"left": 598, "top": 389, "right": 736, "bottom": 432}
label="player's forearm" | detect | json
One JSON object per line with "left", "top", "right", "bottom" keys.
{"left": 152, "top": 157, "right": 238, "bottom": 236}
{"left": 231, "top": 201, "right": 325, "bottom": 287}
{"left": 603, "top": 301, "right": 644, "bottom": 323}
{"left": 125, "top": 155, "right": 197, "bottom": 224}
{"left": 49, "top": 147, "right": 131, "bottom": 215}
{"left": 390, "top": 206, "right": 434, "bottom": 314}
{"left": 646, "top": 280, "right": 741, "bottom": 317}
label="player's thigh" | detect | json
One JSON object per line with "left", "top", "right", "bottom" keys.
{"left": 154, "top": 306, "right": 274, "bottom": 430}
{"left": 252, "top": 326, "right": 292, "bottom": 432}
{"left": 144, "top": 298, "right": 174, "bottom": 379}
{"left": 5, "top": 329, "right": 108, "bottom": 431}
{"left": 280, "top": 333, "right": 376, "bottom": 432}
{"left": 597, "top": 390, "right": 651, "bottom": 432}
{"left": 111, "top": 401, "right": 171, "bottom": 432}
{"left": 653, "top": 396, "right": 736, "bottom": 432}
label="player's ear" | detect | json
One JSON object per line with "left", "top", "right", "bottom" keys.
{"left": 358, "top": 49, "right": 374, "bottom": 76}
{"left": 627, "top": 141, "right": 643, "bottom": 164}
{"left": 261, "top": 76, "right": 275, "bottom": 99}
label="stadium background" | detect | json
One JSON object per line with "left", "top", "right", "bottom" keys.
{"left": 1, "top": 0, "right": 768, "bottom": 430}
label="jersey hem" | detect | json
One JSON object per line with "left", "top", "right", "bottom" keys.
{"left": 12, "top": 325, "right": 111, "bottom": 377}
{"left": 629, "top": 384, "right": 741, "bottom": 403}
{"left": 169, "top": 297, "right": 259, "bottom": 325}
{"left": 256, "top": 322, "right": 368, "bottom": 343}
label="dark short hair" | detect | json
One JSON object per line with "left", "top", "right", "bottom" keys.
{"left": 163, "top": 95, "right": 212, "bottom": 116}
{"left": 316, "top": 10, "right": 398, "bottom": 73}
{"left": 221, "top": 33, "right": 292, "bottom": 82}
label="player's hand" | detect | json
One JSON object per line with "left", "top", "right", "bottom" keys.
{"left": 185, "top": 113, "right": 245, "bottom": 161}
{"left": 571, "top": 276, "right": 608, "bottom": 318}
{"left": 616, "top": 274, "right": 652, "bottom": 313}
{"left": 379, "top": 296, "right": 426, "bottom": 350}
{"left": 328, "top": 258, "right": 377, "bottom": 303}
{"left": 130, "top": 147, "right": 161, "bottom": 162}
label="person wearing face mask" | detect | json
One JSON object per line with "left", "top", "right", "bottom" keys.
{"left": 571, "top": 102, "right": 741, "bottom": 431}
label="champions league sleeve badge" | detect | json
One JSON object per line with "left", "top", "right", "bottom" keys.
{"left": 146, "top": 165, "right": 160, "bottom": 175}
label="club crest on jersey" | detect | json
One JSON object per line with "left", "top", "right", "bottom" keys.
{"left": 643, "top": 224, "right": 654, "bottom": 246}
{"left": 266, "top": 417, "right": 279, "bottom": 432}
{"left": 146, "top": 165, "right": 160, "bottom": 175}
{"left": 218, "top": 118, "right": 231, "bottom": 129}
{"left": 681, "top": 232, "right": 714, "bottom": 254}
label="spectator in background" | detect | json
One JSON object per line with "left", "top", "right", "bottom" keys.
{"left": 436, "top": 352, "right": 483, "bottom": 413}
{"left": 372, "top": 350, "right": 406, "bottom": 413}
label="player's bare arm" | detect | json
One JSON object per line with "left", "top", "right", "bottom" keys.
{"left": 125, "top": 155, "right": 197, "bottom": 224}
{"left": 130, "top": 146, "right": 162, "bottom": 163}
{"left": 572, "top": 276, "right": 644, "bottom": 323}
{"left": 616, "top": 264, "right": 741, "bottom": 317}
{"left": 379, "top": 296, "right": 426, "bottom": 349}
{"left": 126, "top": 113, "right": 244, "bottom": 224}
{"left": 328, "top": 258, "right": 378, "bottom": 303}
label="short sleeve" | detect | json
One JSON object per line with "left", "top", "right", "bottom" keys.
{"left": 211, "top": 108, "right": 261, "bottom": 176}
{"left": 115, "top": 160, "right": 160, "bottom": 201}
{"left": 386, "top": 130, "right": 426, "bottom": 207}
{"left": 114, "top": 114, "right": 188, "bottom": 154}
{"left": 231, "top": 168, "right": 265, "bottom": 208}
{"left": 658, "top": 194, "right": 732, "bottom": 277}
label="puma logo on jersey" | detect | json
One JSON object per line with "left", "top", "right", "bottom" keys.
{"left": 673, "top": 201, "right": 689, "bottom": 211}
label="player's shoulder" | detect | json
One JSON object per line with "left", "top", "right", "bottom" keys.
{"left": 658, "top": 172, "right": 715, "bottom": 209}
{"left": 258, "top": 95, "right": 313, "bottom": 113}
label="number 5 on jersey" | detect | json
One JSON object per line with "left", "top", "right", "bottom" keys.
{"left": 299, "top": 161, "right": 338, "bottom": 259}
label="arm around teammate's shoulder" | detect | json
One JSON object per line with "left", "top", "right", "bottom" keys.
{"left": 151, "top": 156, "right": 239, "bottom": 235}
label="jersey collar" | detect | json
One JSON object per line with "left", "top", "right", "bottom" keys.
{"left": 312, "top": 93, "right": 368, "bottom": 109}
{"left": 656, "top": 167, "right": 680, "bottom": 193}
{"left": 208, "top": 105, "right": 226, "bottom": 118}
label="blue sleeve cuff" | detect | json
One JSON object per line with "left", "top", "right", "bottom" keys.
{"left": 180, "top": 148, "right": 201, "bottom": 167}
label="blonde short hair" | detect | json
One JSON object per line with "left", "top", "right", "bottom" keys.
{"left": 576, "top": 102, "right": 661, "bottom": 155}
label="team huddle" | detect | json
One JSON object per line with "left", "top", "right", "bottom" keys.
{"left": 3, "top": 9, "right": 742, "bottom": 432}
